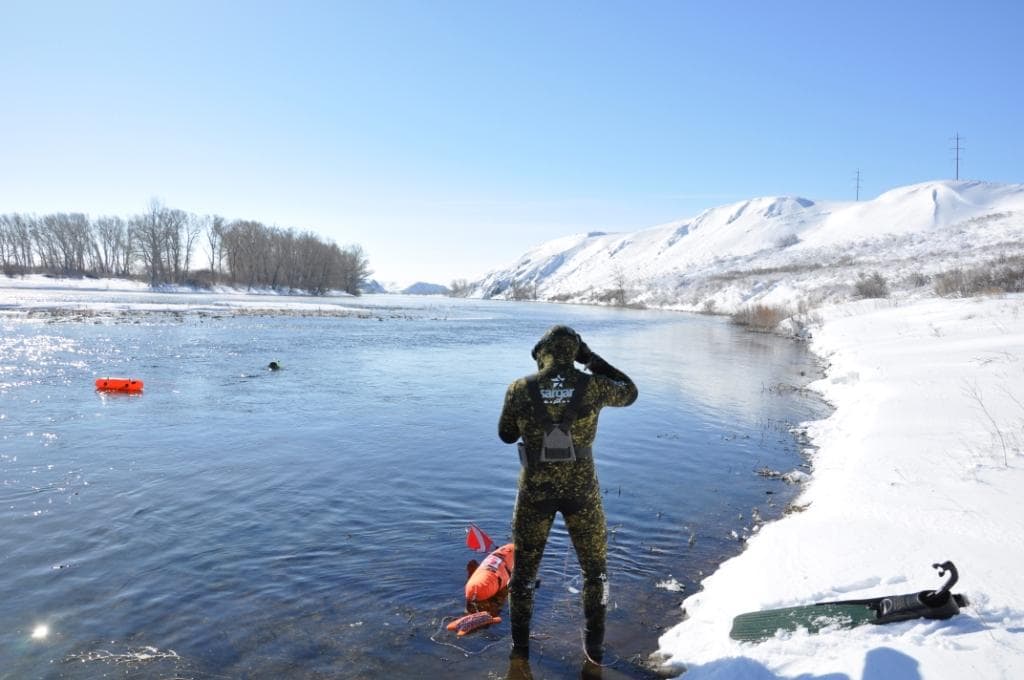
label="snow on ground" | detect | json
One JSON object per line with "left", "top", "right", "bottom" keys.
{"left": 0, "top": 274, "right": 362, "bottom": 299}
{"left": 0, "top": 273, "right": 154, "bottom": 292}
{"left": 0, "top": 274, "right": 366, "bottom": 316}
{"left": 655, "top": 294, "right": 1024, "bottom": 680}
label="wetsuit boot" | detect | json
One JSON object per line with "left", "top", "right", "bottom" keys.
{"left": 580, "top": 570, "right": 607, "bottom": 663}
{"left": 583, "top": 606, "right": 605, "bottom": 663}
{"left": 510, "top": 622, "right": 530, "bottom": 660}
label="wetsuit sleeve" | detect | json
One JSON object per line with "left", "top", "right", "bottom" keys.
{"left": 498, "top": 380, "right": 523, "bottom": 443}
{"left": 587, "top": 353, "right": 638, "bottom": 407}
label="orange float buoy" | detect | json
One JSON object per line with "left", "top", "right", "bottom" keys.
{"left": 465, "top": 543, "right": 514, "bottom": 602}
{"left": 447, "top": 611, "right": 502, "bottom": 636}
{"left": 95, "top": 377, "right": 144, "bottom": 393}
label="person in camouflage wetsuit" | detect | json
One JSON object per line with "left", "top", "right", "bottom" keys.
{"left": 498, "top": 325, "right": 638, "bottom": 662}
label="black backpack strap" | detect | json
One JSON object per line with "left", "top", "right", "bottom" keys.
{"left": 525, "top": 376, "right": 554, "bottom": 428}
{"left": 561, "top": 374, "right": 591, "bottom": 426}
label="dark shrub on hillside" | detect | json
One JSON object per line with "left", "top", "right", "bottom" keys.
{"left": 775, "top": 234, "right": 800, "bottom": 248}
{"left": 934, "top": 260, "right": 1024, "bottom": 297}
{"left": 854, "top": 272, "right": 889, "bottom": 299}
{"left": 907, "top": 271, "right": 930, "bottom": 288}
{"left": 730, "top": 304, "right": 789, "bottom": 332}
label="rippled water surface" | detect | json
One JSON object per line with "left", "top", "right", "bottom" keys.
{"left": 0, "top": 293, "right": 827, "bottom": 679}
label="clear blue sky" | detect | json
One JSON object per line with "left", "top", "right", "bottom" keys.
{"left": 2, "top": 1, "right": 1022, "bottom": 284}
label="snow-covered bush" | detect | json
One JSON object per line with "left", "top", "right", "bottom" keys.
{"left": 854, "top": 272, "right": 889, "bottom": 299}
{"left": 775, "top": 233, "right": 800, "bottom": 248}
{"left": 934, "top": 258, "right": 1024, "bottom": 297}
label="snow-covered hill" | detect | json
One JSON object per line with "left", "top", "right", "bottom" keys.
{"left": 360, "top": 279, "right": 450, "bottom": 295}
{"left": 400, "top": 282, "right": 450, "bottom": 295}
{"left": 473, "top": 180, "right": 1024, "bottom": 313}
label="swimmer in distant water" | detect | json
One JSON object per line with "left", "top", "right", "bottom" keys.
{"left": 268, "top": 361, "right": 281, "bottom": 371}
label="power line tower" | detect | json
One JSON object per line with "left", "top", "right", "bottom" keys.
{"left": 854, "top": 169, "right": 862, "bottom": 201}
{"left": 950, "top": 133, "right": 965, "bottom": 180}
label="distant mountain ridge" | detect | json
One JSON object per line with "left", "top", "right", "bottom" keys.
{"left": 361, "top": 279, "right": 450, "bottom": 295}
{"left": 472, "top": 179, "right": 1024, "bottom": 312}
{"left": 401, "top": 282, "right": 449, "bottom": 295}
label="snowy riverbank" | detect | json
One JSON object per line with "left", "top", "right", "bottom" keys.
{"left": 655, "top": 293, "right": 1024, "bottom": 679}
{"left": 0, "top": 274, "right": 371, "bottom": 318}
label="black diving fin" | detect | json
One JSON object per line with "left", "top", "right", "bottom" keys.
{"left": 730, "top": 561, "right": 969, "bottom": 642}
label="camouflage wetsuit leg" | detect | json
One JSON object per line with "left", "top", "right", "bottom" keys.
{"left": 563, "top": 485, "right": 608, "bottom": 650}
{"left": 509, "top": 481, "right": 608, "bottom": 650}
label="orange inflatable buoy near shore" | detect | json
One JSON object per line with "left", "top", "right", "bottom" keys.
{"left": 465, "top": 543, "right": 514, "bottom": 602}
{"left": 95, "top": 377, "right": 144, "bottom": 393}
{"left": 447, "top": 611, "right": 502, "bottom": 636}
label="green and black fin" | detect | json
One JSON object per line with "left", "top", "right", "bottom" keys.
{"left": 730, "top": 561, "right": 968, "bottom": 642}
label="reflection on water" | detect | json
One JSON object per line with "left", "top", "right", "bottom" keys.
{"left": 0, "top": 295, "right": 827, "bottom": 678}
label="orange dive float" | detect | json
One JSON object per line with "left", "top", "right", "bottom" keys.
{"left": 465, "top": 543, "right": 514, "bottom": 602}
{"left": 447, "top": 611, "right": 502, "bottom": 636}
{"left": 95, "top": 377, "right": 144, "bottom": 393}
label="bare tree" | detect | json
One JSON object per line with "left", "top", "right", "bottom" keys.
{"left": 182, "top": 213, "right": 205, "bottom": 280}
{"left": 132, "top": 200, "right": 167, "bottom": 285}
{"left": 0, "top": 215, "right": 14, "bottom": 275}
{"left": 160, "top": 206, "right": 190, "bottom": 284}
{"left": 206, "top": 215, "right": 226, "bottom": 283}
{"left": 222, "top": 220, "right": 268, "bottom": 289}
{"left": 131, "top": 199, "right": 198, "bottom": 285}
{"left": 508, "top": 279, "right": 538, "bottom": 300}
{"left": 30, "top": 213, "right": 93, "bottom": 275}
{"left": 611, "top": 265, "right": 628, "bottom": 306}
{"left": 93, "top": 216, "right": 128, "bottom": 276}
{"left": 449, "top": 278, "right": 472, "bottom": 297}
{"left": 2, "top": 214, "right": 36, "bottom": 273}
{"left": 337, "top": 243, "right": 371, "bottom": 295}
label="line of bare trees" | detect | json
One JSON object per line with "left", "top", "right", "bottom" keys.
{"left": 212, "top": 218, "right": 369, "bottom": 295}
{"left": 0, "top": 200, "right": 370, "bottom": 295}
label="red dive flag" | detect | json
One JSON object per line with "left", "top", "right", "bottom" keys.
{"left": 466, "top": 524, "right": 494, "bottom": 553}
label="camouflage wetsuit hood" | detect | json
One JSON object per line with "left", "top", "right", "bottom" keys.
{"left": 498, "top": 325, "right": 637, "bottom": 660}
{"left": 531, "top": 325, "right": 581, "bottom": 368}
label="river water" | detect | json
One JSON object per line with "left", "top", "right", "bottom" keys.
{"left": 0, "top": 292, "right": 827, "bottom": 679}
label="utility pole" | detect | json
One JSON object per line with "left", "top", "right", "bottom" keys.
{"left": 854, "top": 169, "right": 862, "bottom": 201}
{"left": 950, "top": 133, "right": 965, "bottom": 180}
